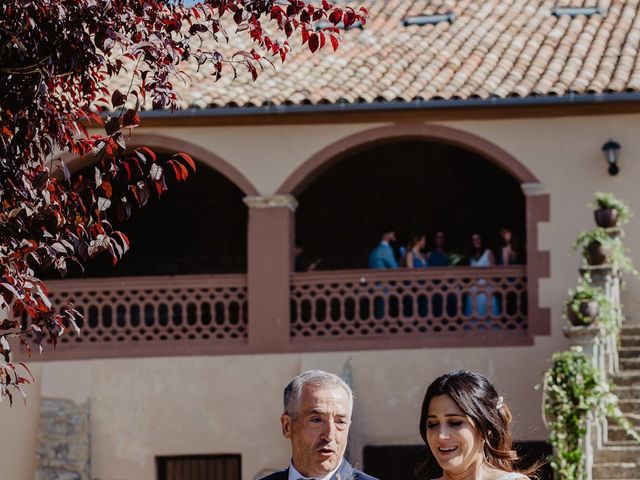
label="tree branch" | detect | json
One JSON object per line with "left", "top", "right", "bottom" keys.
{"left": 0, "top": 56, "right": 51, "bottom": 75}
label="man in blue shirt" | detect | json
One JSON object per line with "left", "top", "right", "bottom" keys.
{"left": 367, "top": 229, "right": 398, "bottom": 269}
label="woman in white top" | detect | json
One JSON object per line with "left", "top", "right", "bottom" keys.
{"left": 417, "top": 370, "right": 538, "bottom": 480}
{"left": 464, "top": 234, "right": 500, "bottom": 319}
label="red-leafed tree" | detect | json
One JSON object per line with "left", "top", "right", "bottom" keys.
{"left": 0, "top": 0, "right": 367, "bottom": 404}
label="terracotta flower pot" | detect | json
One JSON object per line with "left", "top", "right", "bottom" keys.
{"left": 586, "top": 241, "right": 608, "bottom": 265}
{"left": 567, "top": 300, "right": 599, "bottom": 326}
{"left": 594, "top": 208, "right": 619, "bottom": 228}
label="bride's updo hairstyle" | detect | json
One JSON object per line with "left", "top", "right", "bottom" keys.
{"left": 416, "top": 370, "right": 531, "bottom": 478}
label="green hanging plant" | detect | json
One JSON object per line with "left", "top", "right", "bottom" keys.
{"left": 572, "top": 227, "right": 637, "bottom": 276}
{"left": 564, "top": 280, "right": 617, "bottom": 335}
{"left": 542, "top": 347, "right": 639, "bottom": 480}
{"left": 592, "top": 192, "right": 632, "bottom": 226}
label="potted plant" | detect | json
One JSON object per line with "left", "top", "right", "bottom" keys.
{"left": 592, "top": 192, "right": 632, "bottom": 228}
{"left": 564, "top": 282, "right": 615, "bottom": 331}
{"left": 572, "top": 228, "right": 637, "bottom": 275}
{"left": 572, "top": 227, "right": 617, "bottom": 266}
{"left": 565, "top": 284, "right": 600, "bottom": 326}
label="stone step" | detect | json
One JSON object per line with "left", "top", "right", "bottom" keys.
{"left": 609, "top": 413, "right": 640, "bottom": 427}
{"left": 596, "top": 326, "right": 640, "bottom": 479}
{"left": 618, "top": 399, "right": 640, "bottom": 414}
{"left": 613, "top": 386, "right": 640, "bottom": 400}
{"left": 606, "top": 425, "right": 640, "bottom": 441}
{"left": 621, "top": 326, "right": 640, "bottom": 336}
{"left": 595, "top": 446, "right": 640, "bottom": 463}
{"left": 619, "top": 357, "right": 640, "bottom": 371}
{"left": 618, "top": 348, "right": 640, "bottom": 359}
{"left": 620, "top": 335, "right": 640, "bottom": 348}
{"left": 612, "top": 372, "right": 640, "bottom": 386}
{"left": 604, "top": 439, "right": 640, "bottom": 448}
{"left": 593, "top": 462, "right": 640, "bottom": 479}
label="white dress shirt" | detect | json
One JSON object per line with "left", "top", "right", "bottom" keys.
{"left": 287, "top": 460, "right": 341, "bottom": 480}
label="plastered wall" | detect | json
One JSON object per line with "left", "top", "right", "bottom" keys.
{"left": 3, "top": 111, "right": 640, "bottom": 479}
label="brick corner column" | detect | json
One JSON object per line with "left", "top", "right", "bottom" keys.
{"left": 244, "top": 194, "right": 297, "bottom": 352}
{"left": 521, "top": 182, "right": 551, "bottom": 335}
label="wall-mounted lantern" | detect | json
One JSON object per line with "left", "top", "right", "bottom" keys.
{"left": 602, "top": 139, "right": 621, "bottom": 176}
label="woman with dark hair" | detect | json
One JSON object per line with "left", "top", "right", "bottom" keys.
{"left": 417, "top": 370, "right": 537, "bottom": 480}
{"left": 403, "top": 235, "right": 428, "bottom": 268}
{"left": 464, "top": 234, "right": 499, "bottom": 319}
{"left": 498, "top": 228, "right": 523, "bottom": 265}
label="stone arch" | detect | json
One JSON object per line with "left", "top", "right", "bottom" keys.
{"left": 279, "top": 123, "right": 550, "bottom": 336}
{"left": 277, "top": 123, "right": 538, "bottom": 196}
{"left": 64, "top": 133, "right": 253, "bottom": 277}
{"left": 65, "top": 132, "right": 259, "bottom": 196}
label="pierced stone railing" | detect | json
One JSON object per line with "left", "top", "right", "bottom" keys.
{"left": 20, "top": 267, "right": 532, "bottom": 359}
{"left": 290, "top": 266, "right": 529, "bottom": 347}
{"left": 24, "top": 274, "right": 248, "bottom": 359}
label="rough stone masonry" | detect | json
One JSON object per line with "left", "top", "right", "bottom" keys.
{"left": 36, "top": 398, "right": 90, "bottom": 480}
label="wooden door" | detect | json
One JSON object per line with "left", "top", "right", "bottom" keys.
{"left": 157, "top": 454, "right": 241, "bottom": 480}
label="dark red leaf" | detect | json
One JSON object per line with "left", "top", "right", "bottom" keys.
{"left": 105, "top": 117, "right": 121, "bottom": 136}
{"left": 329, "top": 8, "right": 342, "bottom": 25}
{"left": 122, "top": 109, "right": 140, "bottom": 128}
{"left": 173, "top": 152, "right": 196, "bottom": 172}
{"left": 111, "top": 89, "right": 127, "bottom": 108}
{"left": 330, "top": 34, "right": 339, "bottom": 51}
{"left": 308, "top": 33, "right": 320, "bottom": 53}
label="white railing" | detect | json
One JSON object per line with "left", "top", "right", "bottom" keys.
{"left": 564, "top": 266, "right": 623, "bottom": 480}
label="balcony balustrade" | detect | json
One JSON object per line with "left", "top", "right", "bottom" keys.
{"left": 290, "top": 266, "right": 529, "bottom": 349}
{"left": 18, "top": 266, "right": 530, "bottom": 359}
{"left": 27, "top": 274, "right": 248, "bottom": 359}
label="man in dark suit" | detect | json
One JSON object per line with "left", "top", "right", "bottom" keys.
{"left": 259, "top": 370, "right": 379, "bottom": 480}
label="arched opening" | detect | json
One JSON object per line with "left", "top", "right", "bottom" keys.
{"left": 285, "top": 124, "right": 550, "bottom": 345}
{"left": 67, "top": 152, "right": 248, "bottom": 277}
{"left": 295, "top": 140, "right": 525, "bottom": 270}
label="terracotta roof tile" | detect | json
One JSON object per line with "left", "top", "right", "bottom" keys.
{"left": 111, "top": 0, "right": 640, "bottom": 109}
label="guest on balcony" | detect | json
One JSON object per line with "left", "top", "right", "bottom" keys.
{"left": 368, "top": 229, "right": 398, "bottom": 320}
{"left": 427, "top": 231, "right": 454, "bottom": 317}
{"left": 401, "top": 234, "right": 428, "bottom": 317}
{"left": 496, "top": 227, "right": 523, "bottom": 315}
{"left": 402, "top": 235, "right": 427, "bottom": 268}
{"left": 498, "top": 227, "right": 523, "bottom": 265}
{"left": 464, "top": 233, "right": 499, "bottom": 319}
{"left": 368, "top": 229, "right": 398, "bottom": 269}
{"left": 426, "top": 230, "right": 451, "bottom": 267}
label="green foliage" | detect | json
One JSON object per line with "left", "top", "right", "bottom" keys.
{"left": 543, "top": 347, "right": 639, "bottom": 480}
{"left": 564, "top": 281, "right": 616, "bottom": 334}
{"left": 572, "top": 227, "right": 637, "bottom": 276}
{"left": 449, "top": 253, "right": 466, "bottom": 266}
{"left": 592, "top": 192, "right": 632, "bottom": 225}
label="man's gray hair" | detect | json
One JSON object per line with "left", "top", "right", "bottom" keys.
{"left": 283, "top": 369, "right": 354, "bottom": 419}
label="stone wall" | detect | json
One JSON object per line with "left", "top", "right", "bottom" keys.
{"left": 35, "top": 398, "right": 90, "bottom": 480}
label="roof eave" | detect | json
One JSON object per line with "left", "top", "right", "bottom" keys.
{"left": 138, "top": 92, "right": 640, "bottom": 119}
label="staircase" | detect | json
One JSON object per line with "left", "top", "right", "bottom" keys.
{"left": 593, "top": 324, "right": 640, "bottom": 480}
